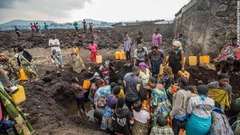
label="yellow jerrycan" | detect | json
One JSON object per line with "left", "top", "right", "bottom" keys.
{"left": 18, "top": 68, "right": 28, "bottom": 81}
{"left": 83, "top": 80, "right": 91, "bottom": 90}
{"left": 115, "top": 52, "right": 121, "bottom": 60}
{"left": 188, "top": 56, "right": 197, "bottom": 66}
{"left": 159, "top": 64, "right": 164, "bottom": 75}
{"left": 178, "top": 70, "right": 190, "bottom": 79}
{"left": 11, "top": 85, "right": 26, "bottom": 104}
{"left": 96, "top": 55, "right": 102, "bottom": 64}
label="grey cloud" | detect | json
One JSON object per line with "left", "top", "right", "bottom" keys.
{"left": 0, "top": 0, "right": 92, "bottom": 21}
{"left": 0, "top": 0, "right": 16, "bottom": 8}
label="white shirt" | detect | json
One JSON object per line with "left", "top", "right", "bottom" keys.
{"left": 49, "top": 38, "right": 61, "bottom": 52}
{"left": 139, "top": 68, "right": 150, "bottom": 86}
{"left": 133, "top": 110, "right": 150, "bottom": 123}
{"left": 187, "top": 95, "right": 214, "bottom": 118}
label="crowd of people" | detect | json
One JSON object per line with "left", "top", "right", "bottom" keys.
{"left": 1, "top": 25, "right": 240, "bottom": 135}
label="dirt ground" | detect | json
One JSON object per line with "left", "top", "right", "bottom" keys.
{"left": 1, "top": 29, "right": 240, "bottom": 135}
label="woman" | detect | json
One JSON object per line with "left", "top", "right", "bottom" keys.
{"left": 89, "top": 41, "right": 98, "bottom": 63}
{"left": 0, "top": 83, "right": 33, "bottom": 134}
{"left": 186, "top": 85, "right": 214, "bottom": 135}
{"left": 169, "top": 77, "right": 191, "bottom": 135}
{"left": 168, "top": 41, "right": 185, "bottom": 81}
{"left": 149, "top": 77, "right": 171, "bottom": 126}
{"left": 151, "top": 28, "right": 162, "bottom": 48}
{"left": 208, "top": 102, "right": 234, "bottom": 135}
{"left": 163, "top": 66, "right": 175, "bottom": 102}
{"left": 71, "top": 45, "right": 86, "bottom": 74}
{"left": 207, "top": 73, "right": 232, "bottom": 110}
{"left": 0, "top": 52, "right": 17, "bottom": 83}
{"left": 15, "top": 46, "right": 38, "bottom": 82}
{"left": 138, "top": 62, "right": 151, "bottom": 86}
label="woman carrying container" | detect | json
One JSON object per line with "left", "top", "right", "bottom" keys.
{"left": 167, "top": 41, "right": 185, "bottom": 81}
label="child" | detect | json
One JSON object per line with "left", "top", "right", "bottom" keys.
{"left": 51, "top": 49, "right": 62, "bottom": 74}
{"left": 113, "top": 97, "right": 134, "bottom": 135}
{"left": 117, "top": 80, "right": 125, "bottom": 98}
{"left": 99, "top": 61, "right": 110, "bottom": 84}
{"left": 71, "top": 77, "right": 86, "bottom": 115}
{"left": 72, "top": 44, "right": 79, "bottom": 56}
{"left": 132, "top": 100, "right": 150, "bottom": 135}
{"left": 150, "top": 114, "right": 174, "bottom": 135}
{"left": 101, "top": 86, "right": 120, "bottom": 132}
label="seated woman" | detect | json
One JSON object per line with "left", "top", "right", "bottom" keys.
{"left": 213, "top": 37, "right": 238, "bottom": 75}
{"left": 15, "top": 46, "right": 39, "bottom": 82}
{"left": 186, "top": 85, "right": 214, "bottom": 135}
{"left": 71, "top": 44, "right": 86, "bottom": 74}
{"left": 207, "top": 73, "right": 232, "bottom": 110}
{"left": 0, "top": 52, "right": 18, "bottom": 84}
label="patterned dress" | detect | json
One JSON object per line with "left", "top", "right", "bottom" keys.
{"left": 151, "top": 88, "right": 171, "bottom": 126}
{"left": 18, "top": 51, "right": 38, "bottom": 78}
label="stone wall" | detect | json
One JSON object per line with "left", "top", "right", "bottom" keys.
{"left": 174, "top": 0, "right": 237, "bottom": 57}
{"left": 114, "top": 23, "right": 173, "bottom": 46}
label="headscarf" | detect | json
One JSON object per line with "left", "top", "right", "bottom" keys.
{"left": 172, "top": 40, "right": 182, "bottom": 50}
{"left": 137, "top": 44, "right": 143, "bottom": 50}
{"left": 138, "top": 62, "right": 149, "bottom": 68}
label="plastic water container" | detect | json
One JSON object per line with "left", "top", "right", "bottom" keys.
{"left": 115, "top": 52, "right": 120, "bottom": 60}
{"left": 159, "top": 64, "right": 164, "bottom": 75}
{"left": 120, "top": 51, "right": 126, "bottom": 60}
{"left": 199, "top": 55, "right": 210, "bottom": 64}
{"left": 188, "top": 56, "right": 197, "bottom": 66}
{"left": 166, "top": 56, "right": 169, "bottom": 62}
{"left": 96, "top": 55, "right": 102, "bottom": 64}
{"left": 11, "top": 85, "right": 26, "bottom": 104}
{"left": 178, "top": 70, "right": 190, "bottom": 79}
{"left": 18, "top": 68, "right": 28, "bottom": 81}
{"left": 83, "top": 80, "right": 91, "bottom": 90}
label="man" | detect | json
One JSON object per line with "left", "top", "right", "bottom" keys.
{"left": 44, "top": 22, "right": 49, "bottom": 31}
{"left": 73, "top": 21, "right": 78, "bottom": 31}
{"left": 133, "top": 44, "right": 148, "bottom": 66}
{"left": 152, "top": 28, "right": 162, "bottom": 48}
{"left": 148, "top": 46, "right": 165, "bottom": 76}
{"left": 214, "top": 37, "right": 238, "bottom": 75}
{"left": 14, "top": 26, "right": 20, "bottom": 37}
{"left": 49, "top": 34, "right": 64, "bottom": 68}
{"left": 82, "top": 19, "right": 87, "bottom": 33}
{"left": 123, "top": 32, "right": 132, "bottom": 62}
{"left": 135, "top": 31, "right": 144, "bottom": 46}
{"left": 123, "top": 66, "right": 146, "bottom": 110}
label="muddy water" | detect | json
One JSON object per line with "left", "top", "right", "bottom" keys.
{"left": 68, "top": 101, "right": 96, "bottom": 121}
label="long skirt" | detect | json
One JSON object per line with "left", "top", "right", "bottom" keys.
{"left": 132, "top": 120, "right": 148, "bottom": 135}
{"left": 186, "top": 113, "right": 211, "bottom": 135}
{"left": 22, "top": 62, "right": 38, "bottom": 78}
{"left": 90, "top": 51, "right": 97, "bottom": 63}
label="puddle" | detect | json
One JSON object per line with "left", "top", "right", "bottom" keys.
{"left": 68, "top": 101, "right": 95, "bottom": 122}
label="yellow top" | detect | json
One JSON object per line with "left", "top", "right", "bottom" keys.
{"left": 73, "top": 47, "right": 79, "bottom": 54}
{"left": 118, "top": 89, "right": 125, "bottom": 98}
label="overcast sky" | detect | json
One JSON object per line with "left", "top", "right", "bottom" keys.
{"left": 0, "top": 0, "right": 190, "bottom": 24}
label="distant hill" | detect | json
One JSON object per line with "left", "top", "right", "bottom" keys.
{"left": 0, "top": 19, "right": 114, "bottom": 31}
{"left": 0, "top": 19, "right": 57, "bottom": 26}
